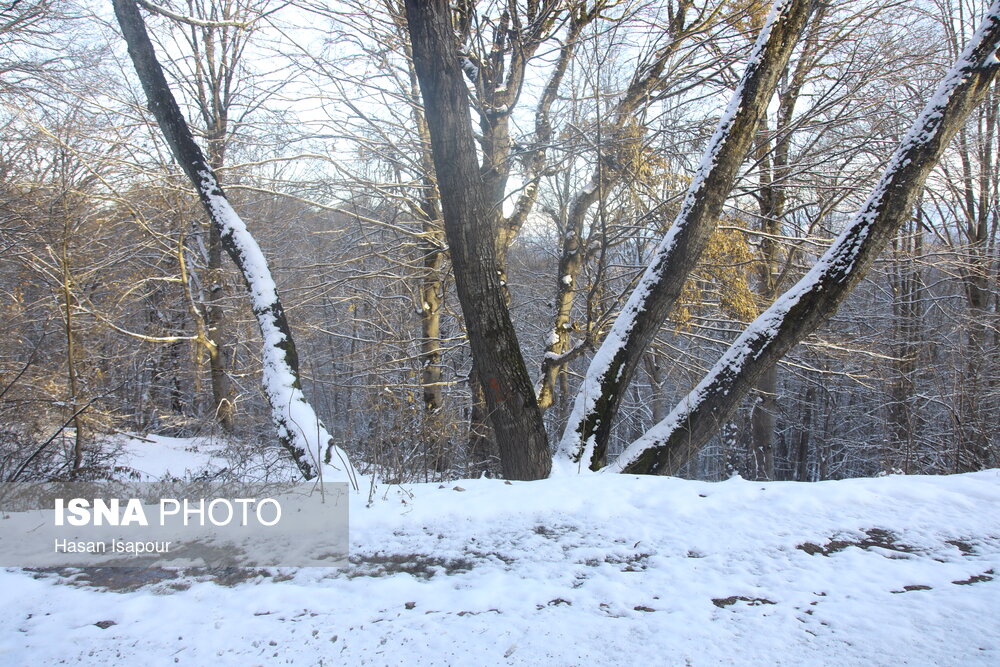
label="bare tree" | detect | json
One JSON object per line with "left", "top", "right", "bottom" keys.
{"left": 404, "top": 0, "right": 553, "bottom": 479}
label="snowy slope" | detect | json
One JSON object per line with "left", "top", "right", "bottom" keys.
{"left": 1, "top": 448, "right": 998, "bottom": 665}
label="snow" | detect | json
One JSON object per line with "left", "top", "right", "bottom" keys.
{"left": 109, "top": 433, "right": 322, "bottom": 483}
{"left": 2, "top": 451, "right": 999, "bottom": 665}
{"left": 114, "top": 434, "right": 227, "bottom": 480}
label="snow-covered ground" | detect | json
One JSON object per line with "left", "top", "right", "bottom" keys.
{"left": 114, "top": 433, "right": 229, "bottom": 479}
{"left": 1, "top": 435, "right": 998, "bottom": 665}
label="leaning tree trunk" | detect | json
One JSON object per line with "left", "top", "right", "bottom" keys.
{"left": 607, "top": 6, "right": 1000, "bottom": 475}
{"left": 113, "top": 0, "right": 356, "bottom": 486}
{"left": 557, "top": 0, "right": 816, "bottom": 472}
{"left": 404, "top": 0, "right": 551, "bottom": 480}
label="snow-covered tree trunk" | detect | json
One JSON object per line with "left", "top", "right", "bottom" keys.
{"left": 556, "top": 0, "right": 816, "bottom": 472}
{"left": 113, "top": 0, "right": 356, "bottom": 486}
{"left": 607, "top": 4, "right": 1000, "bottom": 476}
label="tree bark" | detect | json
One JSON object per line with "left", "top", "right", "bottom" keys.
{"left": 466, "top": 364, "right": 499, "bottom": 477}
{"left": 405, "top": 0, "right": 551, "bottom": 480}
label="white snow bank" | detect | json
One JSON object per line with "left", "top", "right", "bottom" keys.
{"left": 2, "top": 470, "right": 998, "bottom": 665}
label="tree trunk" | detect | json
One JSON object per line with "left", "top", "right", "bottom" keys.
{"left": 749, "top": 115, "right": 782, "bottom": 482}
{"left": 419, "top": 250, "right": 448, "bottom": 471}
{"left": 202, "top": 129, "right": 236, "bottom": 432}
{"left": 113, "top": 0, "right": 356, "bottom": 485}
{"left": 396, "top": 11, "right": 452, "bottom": 472}
{"left": 886, "top": 216, "right": 924, "bottom": 473}
{"left": 466, "top": 365, "right": 499, "bottom": 477}
{"left": 749, "top": 365, "right": 777, "bottom": 480}
{"left": 204, "top": 216, "right": 236, "bottom": 431}
{"left": 536, "top": 173, "right": 603, "bottom": 411}
{"left": 955, "top": 119, "right": 996, "bottom": 470}
{"left": 794, "top": 385, "right": 814, "bottom": 481}
{"left": 60, "top": 215, "right": 85, "bottom": 476}
{"left": 404, "top": 0, "right": 551, "bottom": 480}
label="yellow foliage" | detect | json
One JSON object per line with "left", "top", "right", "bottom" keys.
{"left": 672, "top": 218, "right": 757, "bottom": 328}
{"left": 616, "top": 119, "right": 667, "bottom": 187}
{"left": 724, "top": 0, "right": 770, "bottom": 35}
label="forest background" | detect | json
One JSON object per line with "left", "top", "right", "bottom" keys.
{"left": 2, "top": 0, "right": 997, "bottom": 485}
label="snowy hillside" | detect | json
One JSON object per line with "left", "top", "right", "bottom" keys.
{"left": 1, "top": 435, "right": 998, "bottom": 665}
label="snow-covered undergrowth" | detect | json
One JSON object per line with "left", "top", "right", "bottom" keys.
{"left": 1, "top": 435, "right": 998, "bottom": 665}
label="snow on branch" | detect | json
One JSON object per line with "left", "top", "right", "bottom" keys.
{"left": 135, "top": 0, "right": 251, "bottom": 29}
{"left": 606, "top": 1, "right": 1000, "bottom": 476}
{"left": 554, "top": 0, "right": 814, "bottom": 474}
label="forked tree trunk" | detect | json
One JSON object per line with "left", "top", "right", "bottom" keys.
{"left": 608, "top": 6, "right": 1000, "bottom": 475}
{"left": 557, "top": 0, "right": 816, "bottom": 472}
{"left": 405, "top": 0, "right": 551, "bottom": 480}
